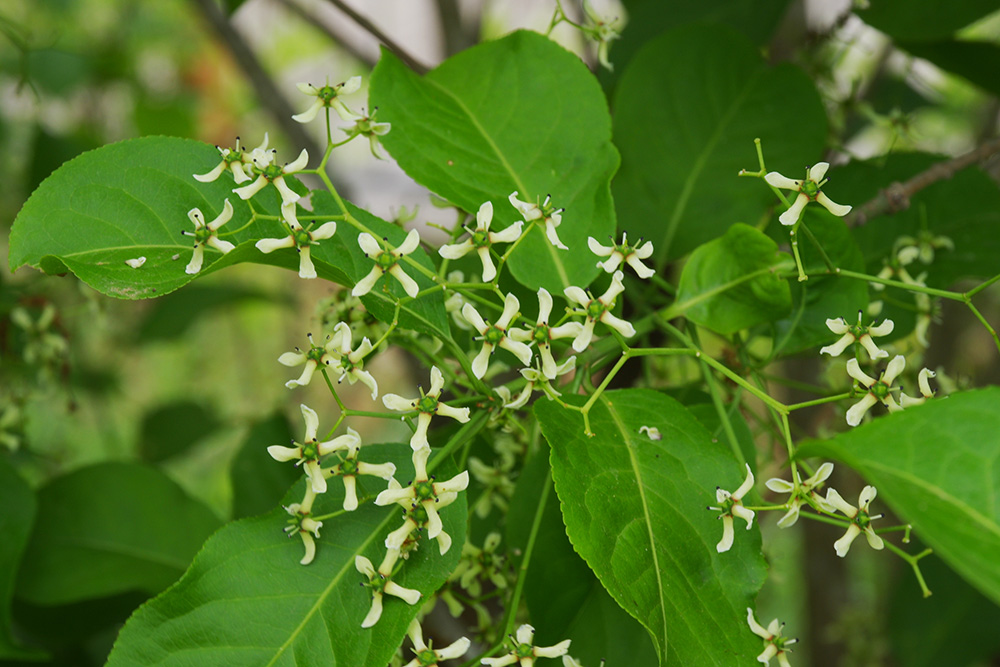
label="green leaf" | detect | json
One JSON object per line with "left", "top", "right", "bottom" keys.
{"left": 229, "top": 412, "right": 300, "bottom": 520}
{"left": 535, "top": 389, "right": 766, "bottom": 665}
{"left": 107, "top": 444, "right": 466, "bottom": 667}
{"left": 612, "top": 24, "right": 826, "bottom": 264}
{"left": 859, "top": 0, "right": 1000, "bottom": 42}
{"left": 507, "top": 447, "right": 658, "bottom": 666}
{"left": 799, "top": 388, "right": 1000, "bottom": 606}
{"left": 15, "top": 462, "right": 222, "bottom": 606}
{"left": 674, "top": 223, "right": 792, "bottom": 334}
{"left": 889, "top": 554, "right": 1000, "bottom": 667}
{"left": 370, "top": 31, "right": 618, "bottom": 292}
{"left": 138, "top": 400, "right": 221, "bottom": 463}
{"left": 0, "top": 457, "right": 45, "bottom": 660}
{"left": 136, "top": 283, "right": 284, "bottom": 343}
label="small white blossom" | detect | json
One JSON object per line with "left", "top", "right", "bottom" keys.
{"left": 587, "top": 232, "right": 655, "bottom": 278}
{"left": 765, "top": 463, "right": 836, "bottom": 528}
{"left": 708, "top": 463, "right": 755, "bottom": 553}
{"left": 764, "top": 162, "right": 851, "bottom": 226}
{"left": 509, "top": 191, "right": 568, "bottom": 250}
{"left": 382, "top": 366, "right": 471, "bottom": 450}
{"left": 747, "top": 608, "right": 797, "bottom": 666}
{"left": 845, "top": 356, "right": 906, "bottom": 426}
{"left": 381, "top": 478, "right": 458, "bottom": 556}
{"left": 353, "top": 229, "right": 422, "bottom": 298}
{"left": 825, "top": 486, "right": 884, "bottom": 557}
{"left": 581, "top": 2, "right": 622, "bottom": 72}
{"left": 182, "top": 199, "right": 235, "bottom": 274}
{"left": 355, "top": 548, "right": 421, "bottom": 628}
{"left": 563, "top": 270, "right": 635, "bottom": 351}
{"left": 283, "top": 487, "right": 322, "bottom": 565}
{"left": 509, "top": 288, "right": 584, "bottom": 379}
{"left": 481, "top": 624, "right": 571, "bottom": 666}
{"left": 255, "top": 220, "right": 338, "bottom": 279}
{"left": 504, "top": 356, "right": 577, "bottom": 410}
{"left": 820, "top": 312, "right": 893, "bottom": 360}
{"left": 292, "top": 76, "right": 362, "bottom": 123}
{"left": 462, "top": 293, "right": 533, "bottom": 379}
{"left": 193, "top": 134, "right": 269, "bottom": 184}
{"left": 267, "top": 404, "right": 359, "bottom": 494}
{"left": 439, "top": 201, "right": 523, "bottom": 282}
{"left": 324, "top": 428, "right": 395, "bottom": 511}
{"left": 342, "top": 108, "right": 392, "bottom": 159}
{"left": 233, "top": 148, "right": 309, "bottom": 206}
{"left": 402, "top": 618, "right": 471, "bottom": 667}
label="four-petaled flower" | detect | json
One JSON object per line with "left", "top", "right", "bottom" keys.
{"left": 747, "top": 608, "right": 797, "bottom": 666}
{"left": 480, "top": 624, "right": 571, "bottom": 666}
{"left": 325, "top": 428, "right": 396, "bottom": 511}
{"left": 342, "top": 108, "right": 392, "bottom": 159}
{"left": 355, "top": 548, "right": 421, "bottom": 628}
{"left": 267, "top": 404, "right": 359, "bottom": 493}
{"left": 402, "top": 618, "right": 471, "bottom": 667}
{"left": 233, "top": 148, "right": 309, "bottom": 206}
{"left": 439, "top": 201, "right": 523, "bottom": 282}
{"left": 353, "top": 229, "right": 422, "bottom": 298}
{"left": 845, "top": 355, "right": 906, "bottom": 426}
{"left": 825, "top": 485, "right": 884, "bottom": 557}
{"left": 375, "top": 444, "right": 469, "bottom": 548}
{"left": 323, "top": 321, "right": 379, "bottom": 399}
{"left": 283, "top": 487, "right": 322, "bottom": 565}
{"left": 509, "top": 191, "right": 568, "bottom": 250}
{"left": 563, "top": 270, "right": 636, "bottom": 352}
{"left": 193, "top": 134, "right": 269, "bottom": 184}
{"left": 382, "top": 366, "right": 471, "bottom": 449}
{"left": 820, "top": 312, "right": 894, "bottom": 360}
{"left": 292, "top": 76, "right": 362, "bottom": 124}
{"left": 509, "top": 288, "right": 584, "bottom": 380}
{"left": 764, "top": 162, "right": 852, "bottom": 226}
{"left": 581, "top": 2, "right": 621, "bottom": 72}
{"left": 587, "top": 233, "right": 655, "bottom": 279}
{"left": 502, "top": 356, "right": 576, "bottom": 410}
{"left": 765, "top": 462, "right": 836, "bottom": 528}
{"left": 708, "top": 463, "right": 755, "bottom": 553}
{"left": 381, "top": 477, "right": 459, "bottom": 555}
{"left": 462, "top": 293, "right": 533, "bottom": 379}
{"left": 182, "top": 199, "right": 235, "bottom": 274}
{"left": 255, "top": 220, "right": 338, "bottom": 280}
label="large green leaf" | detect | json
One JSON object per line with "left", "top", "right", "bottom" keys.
{"left": 15, "top": 463, "right": 222, "bottom": 606}
{"left": 535, "top": 390, "right": 766, "bottom": 665}
{"left": 674, "top": 223, "right": 792, "bottom": 334}
{"left": 106, "top": 444, "right": 466, "bottom": 666}
{"left": 507, "top": 443, "right": 657, "bottom": 667}
{"left": 370, "top": 31, "right": 618, "bottom": 292}
{"left": 0, "top": 457, "right": 45, "bottom": 660}
{"left": 612, "top": 24, "right": 827, "bottom": 264}
{"left": 799, "top": 388, "right": 1000, "bottom": 606}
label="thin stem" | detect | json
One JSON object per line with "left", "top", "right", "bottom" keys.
{"left": 786, "top": 392, "right": 852, "bottom": 411}
{"left": 883, "top": 542, "right": 934, "bottom": 597}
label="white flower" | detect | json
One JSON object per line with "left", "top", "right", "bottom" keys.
{"left": 825, "top": 486, "right": 884, "bottom": 557}
{"left": 355, "top": 548, "right": 421, "bottom": 628}
{"left": 894, "top": 231, "right": 953, "bottom": 266}
{"left": 266, "top": 404, "right": 359, "bottom": 494}
{"left": 563, "top": 270, "right": 635, "bottom": 352}
{"left": 193, "top": 134, "right": 269, "bottom": 184}
{"left": 587, "top": 232, "right": 655, "bottom": 278}
{"left": 462, "top": 293, "right": 533, "bottom": 379}
{"left": 747, "top": 608, "right": 797, "bottom": 666}
{"left": 353, "top": 229, "right": 422, "bottom": 298}
{"left": 509, "top": 288, "right": 584, "bottom": 379}
{"left": 509, "top": 191, "right": 568, "bottom": 250}
{"left": 283, "top": 487, "right": 322, "bottom": 565}
{"left": 182, "top": 199, "right": 235, "bottom": 274}
{"left": 125, "top": 257, "right": 146, "bottom": 269}
{"left": 708, "top": 463, "right": 755, "bottom": 553}
{"left": 581, "top": 2, "right": 621, "bottom": 72}
{"left": 322, "top": 322, "right": 379, "bottom": 399}
{"left": 381, "top": 478, "right": 457, "bottom": 556}
{"left": 402, "top": 618, "right": 471, "bottom": 667}
{"left": 324, "top": 428, "right": 395, "bottom": 511}
{"left": 439, "top": 201, "right": 523, "bottom": 282}
{"left": 505, "top": 356, "right": 577, "bottom": 410}
{"left": 233, "top": 148, "right": 309, "bottom": 206}
{"left": 292, "top": 76, "right": 362, "bottom": 123}
{"left": 820, "top": 312, "right": 894, "bottom": 360}
{"left": 765, "top": 463, "right": 836, "bottom": 528}
{"left": 342, "top": 108, "right": 392, "bottom": 159}
{"left": 845, "top": 356, "right": 906, "bottom": 426}
{"left": 382, "top": 366, "right": 471, "bottom": 450}
{"left": 375, "top": 444, "right": 469, "bottom": 547}
{"left": 764, "top": 162, "right": 852, "bottom": 226}
{"left": 481, "top": 624, "right": 571, "bottom": 666}
{"left": 255, "top": 220, "right": 338, "bottom": 280}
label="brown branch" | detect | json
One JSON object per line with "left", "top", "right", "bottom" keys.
{"left": 320, "top": 0, "right": 430, "bottom": 74}
{"left": 274, "top": 0, "right": 377, "bottom": 69}
{"left": 848, "top": 136, "right": 1000, "bottom": 227}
